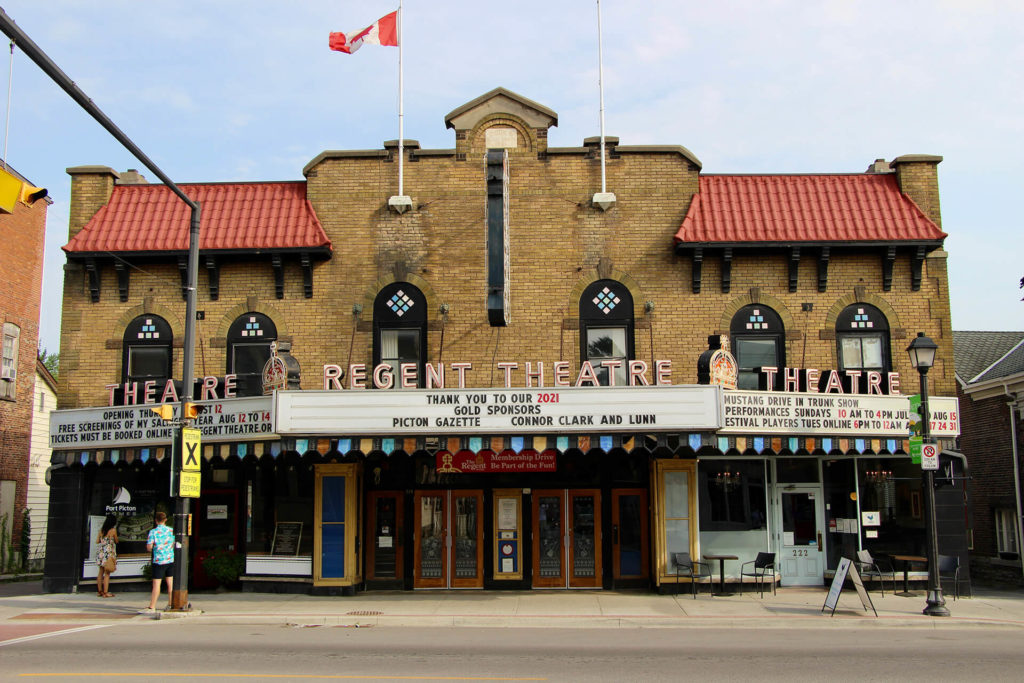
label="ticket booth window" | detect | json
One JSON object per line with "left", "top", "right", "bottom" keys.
{"left": 313, "top": 463, "right": 361, "bottom": 586}
{"left": 652, "top": 460, "right": 697, "bottom": 587}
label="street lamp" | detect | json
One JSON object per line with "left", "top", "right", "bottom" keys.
{"left": 906, "top": 332, "right": 949, "bottom": 617}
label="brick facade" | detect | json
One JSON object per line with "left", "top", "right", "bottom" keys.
{"left": 0, "top": 175, "right": 48, "bottom": 551}
{"left": 57, "top": 102, "right": 954, "bottom": 408}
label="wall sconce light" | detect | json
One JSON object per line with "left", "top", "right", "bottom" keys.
{"left": 352, "top": 303, "right": 363, "bottom": 316}
{"left": 644, "top": 300, "right": 655, "bottom": 313}
{"left": 439, "top": 303, "right": 450, "bottom": 315}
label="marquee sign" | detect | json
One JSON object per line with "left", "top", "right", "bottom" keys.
{"left": 720, "top": 390, "right": 959, "bottom": 437}
{"left": 49, "top": 396, "right": 275, "bottom": 450}
{"left": 274, "top": 385, "right": 722, "bottom": 436}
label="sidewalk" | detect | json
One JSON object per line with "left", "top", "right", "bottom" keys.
{"left": 3, "top": 585, "right": 1024, "bottom": 630}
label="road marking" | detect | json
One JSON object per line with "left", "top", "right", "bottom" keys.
{"left": 0, "top": 624, "right": 111, "bottom": 647}
{"left": 18, "top": 674, "right": 545, "bottom": 681}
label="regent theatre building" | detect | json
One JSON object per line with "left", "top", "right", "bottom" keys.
{"left": 43, "top": 88, "right": 968, "bottom": 596}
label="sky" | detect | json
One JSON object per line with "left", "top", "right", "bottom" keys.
{"left": 2, "top": 0, "right": 1022, "bottom": 355}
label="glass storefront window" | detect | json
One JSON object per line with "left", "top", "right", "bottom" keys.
{"left": 776, "top": 457, "right": 819, "bottom": 483}
{"left": 857, "top": 457, "right": 924, "bottom": 558}
{"left": 698, "top": 460, "right": 769, "bottom": 572}
{"left": 663, "top": 469, "right": 690, "bottom": 567}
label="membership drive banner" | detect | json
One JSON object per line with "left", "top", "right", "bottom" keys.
{"left": 274, "top": 385, "right": 722, "bottom": 436}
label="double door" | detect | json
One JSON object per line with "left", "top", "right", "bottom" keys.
{"left": 413, "top": 490, "right": 484, "bottom": 589}
{"left": 532, "top": 489, "right": 603, "bottom": 588}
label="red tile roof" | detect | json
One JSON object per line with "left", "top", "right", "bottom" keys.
{"left": 674, "top": 174, "right": 947, "bottom": 246}
{"left": 64, "top": 181, "right": 331, "bottom": 254}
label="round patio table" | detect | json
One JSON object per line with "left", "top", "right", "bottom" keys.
{"left": 702, "top": 554, "right": 739, "bottom": 596}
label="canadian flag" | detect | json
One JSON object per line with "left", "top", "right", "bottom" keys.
{"left": 329, "top": 11, "right": 398, "bottom": 54}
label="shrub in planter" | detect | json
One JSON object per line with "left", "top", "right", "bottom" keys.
{"left": 201, "top": 549, "right": 245, "bottom": 587}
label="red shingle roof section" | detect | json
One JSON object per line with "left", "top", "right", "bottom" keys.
{"left": 674, "top": 174, "right": 947, "bottom": 245}
{"left": 64, "top": 181, "right": 331, "bottom": 254}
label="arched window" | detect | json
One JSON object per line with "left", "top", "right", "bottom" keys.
{"left": 122, "top": 315, "right": 173, "bottom": 389}
{"left": 730, "top": 305, "right": 785, "bottom": 390}
{"left": 373, "top": 283, "right": 427, "bottom": 388}
{"left": 227, "top": 313, "right": 278, "bottom": 397}
{"left": 836, "top": 304, "right": 891, "bottom": 373}
{"left": 579, "top": 280, "right": 634, "bottom": 386}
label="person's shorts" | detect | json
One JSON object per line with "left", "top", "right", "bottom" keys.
{"left": 151, "top": 562, "right": 174, "bottom": 580}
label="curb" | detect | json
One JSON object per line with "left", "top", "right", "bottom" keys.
{"left": 146, "top": 611, "right": 1024, "bottom": 630}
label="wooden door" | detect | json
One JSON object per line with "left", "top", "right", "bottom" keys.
{"left": 568, "top": 489, "right": 602, "bottom": 588}
{"left": 192, "top": 489, "right": 239, "bottom": 590}
{"left": 532, "top": 490, "right": 567, "bottom": 588}
{"left": 450, "top": 490, "right": 484, "bottom": 589}
{"left": 366, "top": 491, "right": 404, "bottom": 584}
{"left": 414, "top": 490, "right": 447, "bottom": 588}
{"left": 611, "top": 489, "right": 648, "bottom": 582}
{"left": 413, "top": 490, "right": 484, "bottom": 589}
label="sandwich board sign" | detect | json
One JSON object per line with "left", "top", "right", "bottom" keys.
{"left": 822, "top": 557, "right": 877, "bottom": 617}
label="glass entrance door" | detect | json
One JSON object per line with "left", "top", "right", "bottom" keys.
{"left": 531, "top": 489, "right": 602, "bottom": 589}
{"left": 366, "top": 491, "right": 403, "bottom": 585}
{"left": 774, "top": 485, "right": 825, "bottom": 586}
{"left": 611, "top": 489, "right": 648, "bottom": 583}
{"left": 413, "top": 490, "right": 483, "bottom": 589}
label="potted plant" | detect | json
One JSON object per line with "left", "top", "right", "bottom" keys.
{"left": 200, "top": 549, "right": 245, "bottom": 589}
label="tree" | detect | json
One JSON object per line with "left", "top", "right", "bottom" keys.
{"left": 38, "top": 346, "right": 58, "bottom": 378}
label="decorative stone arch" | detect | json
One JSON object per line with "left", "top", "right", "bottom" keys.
{"left": 467, "top": 114, "right": 537, "bottom": 155}
{"left": 566, "top": 266, "right": 646, "bottom": 318}
{"left": 213, "top": 298, "right": 291, "bottom": 341}
{"left": 113, "top": 298, "right": 184, "bottom": 344}
{"left": 360, "top": 272, "right": 440, "bottom": 324}
{"left": 824, "top": 290, "right": 902, "bottom": 334}
{"left": 719, "top": 289, "right": 796, "bottom": 335}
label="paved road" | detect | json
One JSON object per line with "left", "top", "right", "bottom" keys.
{"left": 3, "top": 622, "right": 1024, "bottom": 681}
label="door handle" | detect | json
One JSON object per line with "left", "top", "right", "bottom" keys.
{"left": 817, "top": 531, "right": 823, "bottom": 550}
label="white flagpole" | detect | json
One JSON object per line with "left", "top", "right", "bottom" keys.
{"left": 597, "top": 0, "right": 607, "bottom": 194}
{"left": 398, "top": 0, "right": 404, "bottom": 197}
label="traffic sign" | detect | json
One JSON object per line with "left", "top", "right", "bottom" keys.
{"left": 179, "top": 470, "right": 201, "bottom": 498}
{"left": 921, "top": 441, "right": 939, "bottom": 470}
{"left": 182, "top": 428, "right": 201, "bottom": 471}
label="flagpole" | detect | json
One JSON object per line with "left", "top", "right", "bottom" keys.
{"left": 591, "top": 0, "right": 615, "bottom": 210}
{"left": 597, "top": 0, "right": 606, "bottom": 194}
{"left": 398, "top": 0, "right": 404, "bottom": 197}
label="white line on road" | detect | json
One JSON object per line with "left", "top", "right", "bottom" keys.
{"left": 0, "top": 624, "right": 111, "bottom": 647}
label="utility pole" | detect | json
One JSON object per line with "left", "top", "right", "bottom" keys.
{"left": 0, "top": 9, "right": 200, "bottom": 610}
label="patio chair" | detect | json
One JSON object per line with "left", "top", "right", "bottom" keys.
{"left": 739, "top": 551, "right": 776, "bottom": 597}
{"left": 937, "top": 554, "right": 960, "bottom": 600}
{"left": 855, "top": 550, "right": 896, "bottom": 596}
{"left": 672, "top": 552, "right": 711, "bottom": 599}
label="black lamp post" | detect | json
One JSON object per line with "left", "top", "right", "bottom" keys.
{"left": 906, "top": 332, "right": 949, "bottom": 617}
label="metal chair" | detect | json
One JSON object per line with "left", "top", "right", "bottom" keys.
{"left": 739, "top": 552, "right": 776, "bottom": 597}
{"left": 937, "top": 554, "right": 960, "bottom": 600}
{"left": 672, "top": 552, "right": 710, "bottom": 599}
{"left": 855, "top": 550, "right": 896, "bottom": 596}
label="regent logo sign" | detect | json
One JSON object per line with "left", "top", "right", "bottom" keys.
{"left": 321, "top": 359, "right": 674, "bottom": 390}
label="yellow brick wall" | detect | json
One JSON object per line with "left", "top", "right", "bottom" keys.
{"left": 58, "top": 122, "right": 954, "bottom": 407}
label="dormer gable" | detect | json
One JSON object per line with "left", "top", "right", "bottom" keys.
{"left": 444, "top": 87, "right": 558, "bottom": 157}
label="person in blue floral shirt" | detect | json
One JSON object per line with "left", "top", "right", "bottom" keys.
{"left": 144, "top": 511, "right": 175, "bottom": 613}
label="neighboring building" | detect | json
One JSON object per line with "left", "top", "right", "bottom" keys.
{"left": 27, "top": 358, "right": 58, "bottom": 568}
{"left": 954, "top": 331, "right": 1024, "bottom": 587}
{"left": 0, "top": 162, "right": 48, "bottom": 571}
{"left": 44, "top": 88, "right": 967, "bottom": 596}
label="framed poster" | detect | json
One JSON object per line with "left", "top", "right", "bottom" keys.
{"left": 271, "top": 521, "right": 303, "bottom": 556}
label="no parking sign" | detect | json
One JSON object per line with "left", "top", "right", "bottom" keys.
{"left": 921, "top": 441, "right": 939, "bottom": 470}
